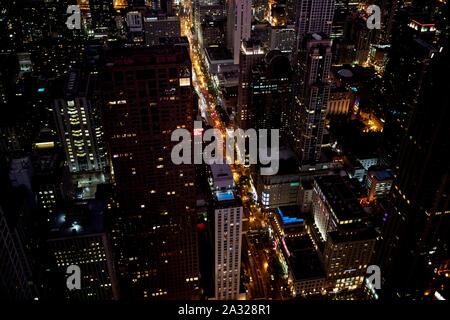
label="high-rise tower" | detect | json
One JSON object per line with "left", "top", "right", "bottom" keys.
{"left": 226, "top": 0, "right": 252, "bottom": 64}
{"left": 288, "top": 0, "right": 335, "bottom": 165}
{"left": 100, "top": 46, "right": 200, "bottom": 300}
{"left": 375, "top": 16, "right": 450, "bottom": 298}
{"left": 209, "top": 163, "right": 243, "bottom": 300}
{"left": 236, "top": 40, "right": 265, "bottom": 129}
{"left": 53, "top": 70, "right": 107, "bottom": 173}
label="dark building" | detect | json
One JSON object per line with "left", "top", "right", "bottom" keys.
{"left": 350, "top": 14, "right": 375, "bottom": 65}
{"left": 99, "top": 46, "right": 200, "bottom": 300}
{"left": 89, "top": 0, "right": 116, "bottom": 31}
{"left": 0, "top": 54, "right": 19, "bottom": 106}
{"left": 331, "top": 0, "right": 358, "bottom": 40}
{"left": 0, "top": 157, "right": 54, "bottom": 301}
{"left": 236, "top": 40, "right": 265, "bottom": 129}
{"left": 249, "top": 51, "right": 293, "bottom": 130}
{"left": 0, "top": 199, "right": 38, "bottom": 301}
{"left": 375, "top": 17, "right": 450, "bottom": 298}
{"left": 380, "top": 7, "right": 437, "bottom": 166}
{"left": 373, "top": 0, "right": 400, "bottom": 45}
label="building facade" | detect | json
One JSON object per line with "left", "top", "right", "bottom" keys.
{"left": 226, "top": 0, "right": 252, "bottom": 64}
{"left": 100, "top": 46, "right": 200, "bottom": 299}
{"left": 53, "top": 70, "right": 107, "bottom": 173}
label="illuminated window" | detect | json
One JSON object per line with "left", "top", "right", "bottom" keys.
{"left": 179, "top": 78, "right": 190, "bottom": 86}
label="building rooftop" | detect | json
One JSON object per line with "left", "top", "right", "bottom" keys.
{"left": 205, "top": 46, "right": 233, "bottom": 62}
{"left": 314, "top": 175, "right": 367, "bottom": 223}
{"left": 48, "top": 200, "right": 106, "bottom": 239}
{"left": 210, "top": 162, "right": 233, "bottom": 190}
{"left": 259, "top": 145, "right": 299, "bottom": 175}
{"left": 284, "top": 235, "right": 326, "bottom": 281}
{"left": 368, "top": 169, "right": 393, "bottom": 181}
{"left": 213, "top": 190, "right": 242, "bottom": 209}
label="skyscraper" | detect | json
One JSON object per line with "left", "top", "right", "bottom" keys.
{"left": 209, "top": 163, "right": 243, "bottom": 300}
{"left": 236, "top": 40, "right": 265, "bottom": 129}
{"left": 379, "top": 7, "right": 437, "bottom": 166}
{"left": 375, "top": 19, "right": 450, "bottom": 297}
{"left": 0, "top": 205, "right": 36, "bottom": 301}
{"left": 100, "top": 46, "right": 200, "bottom": 300}
{"left": 292, "top": 0, "right": 335, "bottom": 47}
{"left": 226, "top": 0, "right": 252, "bottom": 64}
{"left": 53, "top": 70, "right": 107, "bottom": 173}
{"left": 249, "top": 51, "right": 293, "bottom": 130}
{"left": 288, "top": 0, "right": 335, "bottom": 165}
{"left": 373, "top": 0, "right": 400, "bottom": 45}
{"left": 291, "top": 34, "right": 332, "bottom": 164}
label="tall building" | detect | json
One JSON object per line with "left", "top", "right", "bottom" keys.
{"left": 373, "top": 0, "right": 400, "bottom": 44}
{"left": 380, "top": 7, "right": 437, "bottom": 166}
{"left": 236, "top": 40, "right": 265, "bottom": 129}
{"left": 350, "top": 14, "right": 374, "bottom": 65}
{"left": 193, "top": 0, "right": 227, "bottom": 42}
{"left": 249, "top": 51, "right": 293, "bottom": 130}
{"left": 292, "top": 0, "right": 335, "bottom": 47}
{"left": 288, "top": 0, "right": 335, "bottom": 165}
{"left": 126, "top": 11, "right": 143, "bottom": 33}
{"left": 0, "top": 205, "right": 36, "bottom": 301}
{"left": 209, "top": 164, "right": 243, "bottom": 300}
{"left": 0, "top": 54, "right": 19, "bottom": 106}
{"left": 100, "top": 46, "right": 200, "bottom": 300}
{"left": 291, "top": 34, "right": 332, "bottom": 164}
{"left": 331, "top": 0, "right": 357, "bottom": 40}
{"left": 226, "top": 0, "right": 252, "bottom": 64}
{"left": 312, "top": 175, "right": 369, "bottom": 242}
{"left": 53, "top": 70, "right": 107, "bottom": 173}
{"left": 375, "top": 18, "right": 450, "bottom": 298}
{"left": 0, "top": 164, "right": 43, "bottom": 301}
{"left": 365, "top": 169, "right": 393, "bottom": 201}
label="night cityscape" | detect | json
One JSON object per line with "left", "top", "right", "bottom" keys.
{"left": 0, "top": 0, "right": 449, "bottom": 309}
